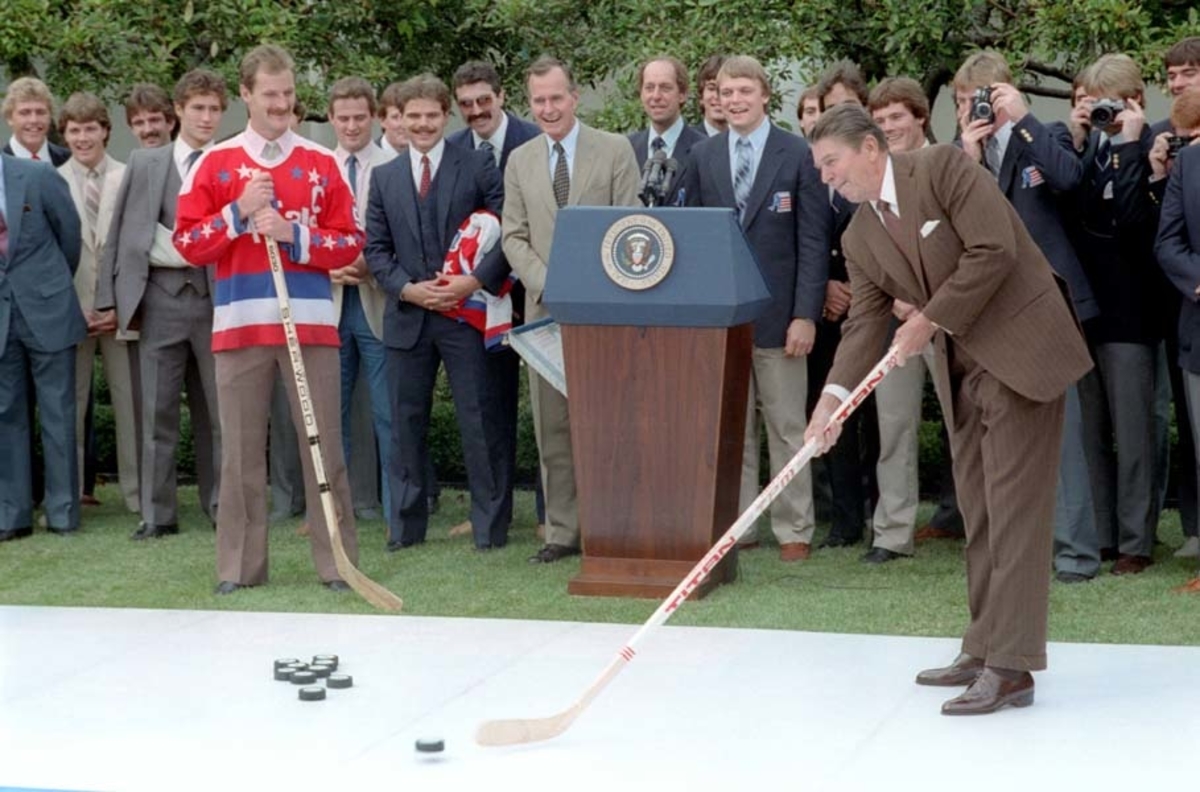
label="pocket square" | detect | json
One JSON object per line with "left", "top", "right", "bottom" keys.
{"left": 920, "top": 220, "right": 940, "bottom": 238}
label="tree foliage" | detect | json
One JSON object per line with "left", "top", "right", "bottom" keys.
{"left": 2, "top": 1, "right": 1199, "bottom": 129}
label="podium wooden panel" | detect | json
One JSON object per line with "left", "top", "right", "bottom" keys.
{"left": 561, "top": 323, "right": 753, "bottom": 599}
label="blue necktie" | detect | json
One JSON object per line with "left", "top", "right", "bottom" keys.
{"left": 346, "top": 154, "right": 358, "bottom": 199}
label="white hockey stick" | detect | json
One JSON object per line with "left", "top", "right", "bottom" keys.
{"left": 475, "top": 344, "right": 904, "bottom": 746}
{"left": 264, "top": 237, "right": 403, "bottom": 612}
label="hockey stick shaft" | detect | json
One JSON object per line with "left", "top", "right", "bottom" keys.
{"left": 476, "top": 344, "right": 903, "bottom": 745}
{"left": 264, "top": 236, "right": 403, "bottom": 612}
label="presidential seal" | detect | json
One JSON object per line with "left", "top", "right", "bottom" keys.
{"left": 600, "top": 214, "right": 675, "bottom": 290}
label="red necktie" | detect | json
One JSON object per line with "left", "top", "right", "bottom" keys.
{"left": 0, "top": 211, "right": 9, "bottom": 259}
{"left": 419, "top": 155, "right": 431, "bottom": 199}
{"left": 31, "top": 153, "right": 40, "bottom": 161}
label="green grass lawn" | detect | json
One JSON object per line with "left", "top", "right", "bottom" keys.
{"left": 1, "top": 484, "right": 1196, "bottom": 647}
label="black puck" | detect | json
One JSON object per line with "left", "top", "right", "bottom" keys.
{"left": 286, "top": 662, "right": 309, "bottom": 672}
{"left": 310, "top": 663, "right": 332, "bottom": 679}
{"left": 415, "top": 738, "right": 444, "bottom": 753}
{"left": 299, "top": 686, "right": 326, "bottom": 701}
{"left": 274, "top": 657, "right": 301, "bottom": 670}
{"left": 326, "top": 673, "right": 353, "bottom": 689}
{"left": 274, "top": 667, "right": 296, "bottom": 682}
{"left": 312, "top": 654, "right": 338, "bottom": 669}
{"left": 291, "top": 670, "right": 318, "bottom": 685}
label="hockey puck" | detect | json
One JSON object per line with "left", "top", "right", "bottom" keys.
{"left": 274, "top": 667, "right": 296, "bottom": 682}
{"left": 312, "top": 654, "right": 338, "bottom": 669}
{"left": 286, "top": 662, "right": 309, "bottom": 672}
{"left": 274, "top": 657, "right": 301, "bottom": 670}
{"left": 326, "top": 673, "right": 353, "bottom": 689}
{"left": 291, "top": 670, "right": 318, "bottom": 685}
{"left": 310, "top": 663, "right": 332, "bottom": 678}
{"left": 415, "top": 738, "right": 444, "bottom": 753}
{"left": 299, "top": 686, "right": 326, "bottom": 701}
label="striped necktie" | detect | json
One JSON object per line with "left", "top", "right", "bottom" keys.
{"left": 85, "top": 168, "right": 102, "bottom": 246}
{"left": 734, "top": 136, "right": 753, "bottom": 219}
{"left": 552, "top": 142, "right": 569, "bottom": 208}
{"left": 479, "top": 139, "right": 496, "bottom": 165}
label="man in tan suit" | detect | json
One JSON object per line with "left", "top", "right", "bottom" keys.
{"left": 806, "top": 105, "right": 1091, "bottom": 715}
{"left": 57, "top": 93, "right": 140, "bottom": 513}
{"left": 502, "top": 56, "right": 640, "bottom": 563}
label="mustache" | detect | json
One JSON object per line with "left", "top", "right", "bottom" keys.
{"left": 467, "top": 111, "right": 492, "bottom": 123}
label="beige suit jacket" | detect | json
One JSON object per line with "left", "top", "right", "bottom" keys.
{"left": 60, "top": 155, "right": 126, "bottom": 315}
{"left": 829, "top": 145, "right": 1091, "bottom": 414}
{"left": 501, "top": 122, "right": 641, "bottom": 320}
{"left": 332, "top": 142, "right": 396, "bottom": 341}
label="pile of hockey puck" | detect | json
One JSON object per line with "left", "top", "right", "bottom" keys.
{"left": 274, "top": 654, "right": 353, "bottom": 702}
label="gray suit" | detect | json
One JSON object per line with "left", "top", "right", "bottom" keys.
{"left": 502, "top": 123, "right": 641, "bottom": 547}
{"left": 0, "top": 154, "right": 86, "bottom": 531}
{"left": 96, "top": 143, "right": 220, "bottom": 527}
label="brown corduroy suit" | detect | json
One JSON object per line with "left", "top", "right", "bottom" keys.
{"left": 827, "top": 145, "right": 1092, "bottom": 671}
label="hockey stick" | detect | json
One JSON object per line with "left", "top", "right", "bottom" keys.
{"left": 263, "top": 236, "right": 404, "bottom": 612}
{"left": 475, "top": 344, "right": 904, "bottom": 746}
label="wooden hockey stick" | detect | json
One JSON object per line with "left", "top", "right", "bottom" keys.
{"left": 475, "top": 344, "right": 904, "bottom": 746}
{"left": 264, "top": 236, "right": 403, "bottom": 612}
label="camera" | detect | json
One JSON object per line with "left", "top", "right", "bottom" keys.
{"left": 1089, "top": 99, "right": 1126, "bottom": 129}
{"left": 969, "top": 87, "right": 994, "bottom": 125}
{"left": 1167, "top": 134, "right": 1196, "bottom": 158}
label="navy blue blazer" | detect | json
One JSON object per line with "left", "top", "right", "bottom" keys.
{"left": 678, "top": 124, "right": 832, "bottom": 348}
{"left": 1155, "top": 144, "right": 1200, "bottom": 373}
{"left": 0, "top": 154, "right": 85, "bottom": 357}
{"left": 446, "top": 112, "right": 541, "bottom": 174}
{"left": 363, "top": 143, "right": 505, "bottom": 350}
{"left": 627, "top": 123, "right": 707, "bottom": 169}
{"left": 2, "top": 141, "right": 71, "bottom": 167}
{"left": 993, "top": 115, "right": 1098, "bottom": 322}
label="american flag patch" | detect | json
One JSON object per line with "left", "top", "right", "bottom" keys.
{"left": 771, "top": 191, "right": 793, "bottom": 212}
{"left": 1021, "top": 166, "right": 1044, "bottom": 188}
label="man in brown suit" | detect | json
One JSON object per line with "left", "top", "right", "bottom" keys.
{"left": 806, "top": 105, "right": 1092, "bottom": 715}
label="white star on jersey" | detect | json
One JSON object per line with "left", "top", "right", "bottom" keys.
{"left": 308, "top": 168, "right": 321, "bottom": 185}
{"left": 237, "top": 163, "right": 255, "bottom": 180}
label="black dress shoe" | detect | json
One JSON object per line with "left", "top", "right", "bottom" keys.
{"left": 916, "top": 652, "right": 985, "bottom": 687}
{"left": 133, "top": 523, "right": 179, "bottom": 541}
{"left": 386, "top": 538, "right": 422, "bottom": 552}
{"left": 214, "top": 581, "right": 243, "bottom": 595}
{"left": 1055, "top": 570, "right": 1093, "bottom": 584}
{"left": 819, "top": 535, "right": 860, "bottom": 549}
{"left": 427, "top": 494, "right": 440, "bottom": 515}
{"left": 941, "top": 667, "right": 1034, "bottom": 715}
{"left": 861, "top": 547, "right": 907, "bottom": 564}
{"left": 0, "top": 527, "right": 33, "bottom": 543}
{"left": 528, "top": 544, "right": 580, "bottom": 564}
{"left": 47, "top": 526, "right": 77, "bottom": 537}
{"left": 324, "top": 580, "right": 351, "bottom": 592}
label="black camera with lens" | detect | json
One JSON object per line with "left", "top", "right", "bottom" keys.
{"left": 1167, "top": 134, "right": 1196, "bottom": 158}
{"left": 1089, "top": 99, "right": 1125, "bottom": 129}
{"left": 969, "top": 86, "right": 995, "bottom": 125}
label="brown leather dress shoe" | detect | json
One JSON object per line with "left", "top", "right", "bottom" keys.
{"left": 913, "top": 524, "right": 965, "bottom": 543}
{"left": 1111, "top": 554, "right": 1153, "bottom": 575}
{"left": 528, "top": 544, "right": 580, "bottom": 564}
{"left": 779, "top": 542, "right": 811, "bottom": 562}
{"left": 1173, "top": 576, "right": 1200, "bottom": 594}
{"left": 915, "top": 652, "right": 985, "bottom": 687}
{"left": 941, "top": 667, "right": 1034, "bottom": 715}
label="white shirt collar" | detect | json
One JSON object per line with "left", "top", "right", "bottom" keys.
{"left": 703, "top": 119, "right": 723, "bottom": 137}
{"left": 8, "top": 136, "right": 50, "bottom": 161}
{"left": 409, "top": 138, "right": 446, "bottom": 188}
{"left": 173, "top": 137, "right": 211, "bottom": 178}
{"left": 472, "top": 112, "right": 509, "bottom": 160}
{"left": 647, "top": 116, "right": 685, "bottom": 157}
{"left": 544, "top": 120, "right": 581, "bottom": 177}
{"left": 242, "top": 126, "right": 296, "bottom": 165}
{"left": 871, "top": 155, "right": 898, "bottom": 220}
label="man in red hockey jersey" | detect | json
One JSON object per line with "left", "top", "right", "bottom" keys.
{"left": 175, "top": 44, "right": 363, "bottom": 595}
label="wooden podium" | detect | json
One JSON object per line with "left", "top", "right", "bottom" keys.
{"left": 543, "top": 208, "right": 770, "bottom": 599}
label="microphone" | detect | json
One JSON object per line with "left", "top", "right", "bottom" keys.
{"left": 639, "top": 149, "right": 667, "bottom": 206}
{"left": 659, "top": 157, "right": 679, "bottom": 201}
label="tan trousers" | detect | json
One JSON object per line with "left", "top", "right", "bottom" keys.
{"left": 870, "top": 342, "right": 937, "bottom": 554}
{"left": 75, "top": 334, "right": 139, "bottom": 512}
{"left": 528, "top": 368, "right": 579, "bottom": 547}
{"left": 214, "top": 345, "right": 357, "bottom": 585}
{"left": 738, "top": 347, "right": 814, "bottom": 544}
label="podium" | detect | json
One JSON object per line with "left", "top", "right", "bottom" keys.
{"left": 543, "top": 207, "right": 770, "bottom": 599}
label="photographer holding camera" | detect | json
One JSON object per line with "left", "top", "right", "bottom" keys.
{"left": 953, "top": 51, "right": 1102, "bottom": 583}
{"left": 1067, "top": 54, "right": 1174, "bottom": 577}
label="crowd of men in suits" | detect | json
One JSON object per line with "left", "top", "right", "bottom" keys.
{"left": 3, "top": 40, "right": 1200, "bottom": 606}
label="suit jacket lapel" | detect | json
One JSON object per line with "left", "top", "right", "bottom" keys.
{"left": 711, "top": 132, "right": 736, "bottom": 209}
{"left": 569, "top": 125, "right": 597, "bottom": 206}
{"left": 5, "top": 164, "right": 26, "bottom": 252}
{"left": 891, "top": 159, "right": 929, "bottom": 298}
{"left": 861, "top": 209, "right": 925, "bottom": 302}
{"left": 436, "top": 144, "right": 462, "bottom": 246}
{"left": 741, "top": 126, "right": 782, "bottom": 228}
{"left": 997, "top": 138, "right": 1020, "bottom": 194}
{"left": 61, "top": 164, "right": 95, "bottom": 254}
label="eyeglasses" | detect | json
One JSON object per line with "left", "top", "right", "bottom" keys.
{"left": 457, "top": 94, "right": 495, "bottom": 110}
